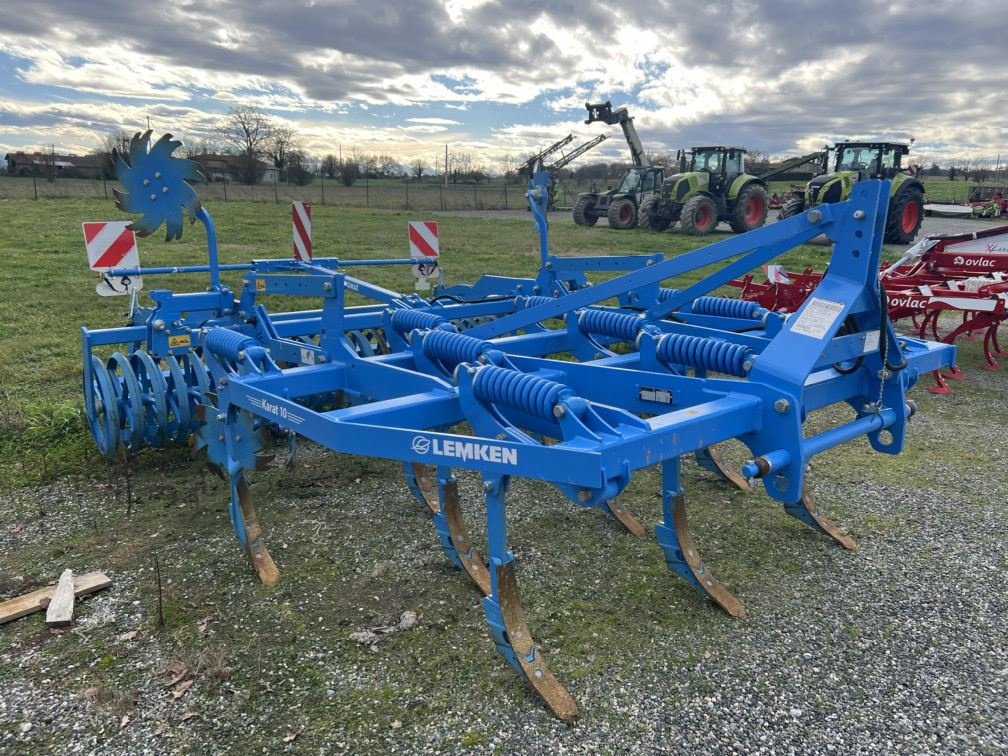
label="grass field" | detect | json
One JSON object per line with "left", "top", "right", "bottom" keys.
{"left": 0, "top": 197, "right": 1005, "bottom": 753}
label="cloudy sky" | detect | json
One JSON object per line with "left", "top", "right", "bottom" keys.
{"left": 1, "top": 1, "right": 1004, "bottom": 170}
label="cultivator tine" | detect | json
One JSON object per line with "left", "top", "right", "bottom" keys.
{"left": 235, "top": 476, "right": 281, "bottom": 585}
{"left": 694, "top": 446, "right": 750, "bottom": 493}
{"left": 442, "top": 479, "right": 491, "bottom": 595}
{"left": 658, "top": 492, "right": 747, "bottom": 619}
{"left": 494, "top": 562, "right": 578, "bottom": 722}
{"left": 783, "top": 483, "right": 857, "bottom": 551}
{"left": 603, "top": 498, "right": 646, "bottom": 538}
{"left": 410, "top": 463, "right": 440, "bottom": 514}
{"left": 254, "top": 453, "right": 275, "bottom": 471}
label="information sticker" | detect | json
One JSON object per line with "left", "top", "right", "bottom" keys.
{"left": 789, "top": 298, "right": 845, "bottom": 340}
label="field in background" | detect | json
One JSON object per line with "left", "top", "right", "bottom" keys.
{"left": 0, "top": 173, "right": 994, "bottom": 209}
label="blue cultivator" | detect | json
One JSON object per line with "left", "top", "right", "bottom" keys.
{"left": 81, "top": 137, "right": 954, "bottom": 720}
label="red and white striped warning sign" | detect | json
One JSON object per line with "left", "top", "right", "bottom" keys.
{"left": 83, "top": 221, "right": 139, "bottom": 271}
{"left": 408, "top": 221, "right": 439, "bottom": 259}
{"left": 82, "top": 221, "right": 142, "bottom": 296}
{"left": 293, "top": 201, "right": 312, "bottom": 262}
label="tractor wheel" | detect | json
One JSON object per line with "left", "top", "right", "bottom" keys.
{"left": 638, "top": 197, "right": 672, "bottom": 232}
{"left": 778, "top": 196, "right": 805, "bottom": 219}
{"left": 679, "top": 195, "right": 719, "bottom": 235}
{"left": 885, "top": 187, "right": 924, "bottom": 244}
{"left": 607, "top": 197, "right": 638, "bottom": 229}
{"left": 728, "top": 184, "right": 769, "bottom": 233}
{"left": 572, "top": 195, "right": 598, "bottom": 227}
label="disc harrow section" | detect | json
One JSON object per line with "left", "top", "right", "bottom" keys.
{"left": 81, "top": 147, "right": 955, "bottom": 722}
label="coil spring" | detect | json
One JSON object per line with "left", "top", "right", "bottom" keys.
{"left": 657, "top": 287, "right": 681, "bottom": 302}
{"left": 423, "top": 329, "right": 490, "bottom": 369}
{"left": 577, "top": 308, "right": 642, "bottom": 342}
{"left": 657, "top": 334, "right": 753, "bottom": 377}
{"left": 691, "top": 296, "right": 762, "bottom": 320}
{"left": 473, "top": 366, "right": 566, "bottom": 420}
{"left": 205, "top": 328, "right": 260, "bottom": 361}
{"left": 391, "top": 309, "right": 444, "bottom": 335}
{"left": 522, "top": 295, "right": 558, "bottom": 309}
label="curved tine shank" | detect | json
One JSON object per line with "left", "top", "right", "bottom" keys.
{"left": 410, "top": 463, "right": 440, "bottom": 514}
{"left": 694, "top": 446, "right": 750, "bottom": 493}
{"left": 496, "top": 562, "right": 578, "bottom": 722}
{"left": 668, "top": 493, "right": 747, "bottom": 619}
{"left": 442, "top": 479, "right": 491, "bottom": 595}
{"left": 237, "top": 476, "right": 281, "bottom": 585}
{"left": 784, "top": 483, "right": 858, "bottom": 551}
{"left": 604, "top": 498, "right": 647, "bottom": 539}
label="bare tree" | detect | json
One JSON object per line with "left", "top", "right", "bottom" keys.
{"left": 412, "top": 158, "right": 425, "bottom": 180}
{"left": 322, "top": 154, "right": 339, "bottom": 179}
{"left": 377, "top": 154, "right": 399, "bottom": 177}
{"left": 217, "top": 105, "right": 274, "bottom": 184}
{"left": 264, "top": 126, "right": 298, "bottom": 182}
{"left": 286, "top": 150, "right": 314, "bottom": 186}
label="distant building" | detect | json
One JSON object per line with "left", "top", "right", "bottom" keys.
{"left": 3, "top": 151, "right": 109, "bottom": 179}
{"left": 190, "top": 153, "right": 278, "bottom": 184}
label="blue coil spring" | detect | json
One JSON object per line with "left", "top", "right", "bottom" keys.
{"left": 473, "top": 366, "right": 566, "bottom": 420}
{"left": 205, "top": 328, "right": 260, "bottom": 361}
{"left": 657, "top": 334, "right": 753, "bottom": 377}
{"left": 523, "top": 295, "right": 558, "bottom": 309}
{"left": 691, "top": 296, "right": 761, "bottom": 320}
{"left": 657, "top": 287, "right": 681, "bottom": 301}
{"left": 423, "top": 329, "right": 490, "bottom": 369}
{"left": 391, "top": 309, "right": 444, "bottom": 335}
{"left": 577, "top": 308, "right": 642, "bottom": 342}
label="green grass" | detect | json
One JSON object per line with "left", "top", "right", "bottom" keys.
{"left": 0, "top": 196, "right": 998, "bottom": 752}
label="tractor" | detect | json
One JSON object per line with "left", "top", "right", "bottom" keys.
{"left": 639, "top": 146, "right": 769, "bottom": 235}
{"left": 779, "top": 141, "right": 925, "bottom": 244}
{"left": 572, "top": 101, "right": 662, "bottom": 230}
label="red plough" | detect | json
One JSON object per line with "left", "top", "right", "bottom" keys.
{"left": 731, "top": 226, "right": 1008, "bottom": 393}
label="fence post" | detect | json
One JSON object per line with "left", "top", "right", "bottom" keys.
{"left": 273, "top": 172, "right": 279, "bottom": 203}
{"left": 504, "top": 183, "right": 508, "bottom": 210}
{"left": 32, "top": 169, "right": 38, "bottom": 201}
{"left": 366, "top": 175, "right": 369, "bottom": 208}
{"left": 321, "top": 173, "right": 325, "bottom": 205}
{"left": 439, "top": 183, "right": 443, "bottom": 211}
{"left": 405, "top": 180, "right": 409, "bottom": 210}
{"left": 473, "top": 185, "right": 477, "bottom": 209}
{"left": 223, "top": 177, "right": 228, "bottom": 202}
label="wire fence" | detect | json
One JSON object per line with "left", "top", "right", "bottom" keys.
{"left": 0, "top": 175, "right": 592, "bottom": 210}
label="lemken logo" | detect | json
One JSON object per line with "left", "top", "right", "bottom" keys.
{"left": 410, "top": 435, "right": 518, "bottom": 465}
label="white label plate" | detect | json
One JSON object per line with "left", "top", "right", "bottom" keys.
{"left": 790, "top": 297, "right": 845, "bottom": 340}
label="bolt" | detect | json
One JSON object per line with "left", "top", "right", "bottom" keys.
{"left": 477, "top": 355, "right": 489, "bottom": 364}
{"left": 578, "top": 489, "right": 592, "bottom": 503}
{"left": 235, "top": 436, "right": 241, "bottom": 443}
{"left": 774, "top": 398, "right": 791, "bottom": 414}
{"left": 216, "top": 413, "right": 226, "bottom": 422}
{"left": 806, "top": 209, "right": 822, "bottom": 224}
{"left": 143, "top": 178, "right": 150, "bottom": 186}
{"left": 155, "top": 171, "right": 162, "bottom": 179}
{"left": 742, "top": 358, "right": 754, "bottom": 373}
{"left": 496, "top": 434, "right": 507, "bottom": 440}
{"left": 149, "top": 193, "right": 157, "bottom": 201}
{"left": 218, "top": 435, "right": 225, "bottom": 442}
{"left": 483, "top": 481, "right": 494, "bottom": 493}
{"left": 862, "top": 403, "right": 875, "bottom": 414}
{"left": 317, "top": 355, "right": 326, "bottom": 363}
{"left": 853, "top": 209, "right": 866, "bottom": 219}
{"left": 153, "top": 319, "right": 166, "bottom": 331}
{"left": 323, "top": 282, "right": 333, "bottom": 292}
{"left": 552, "top": 404, "right": 566, "bottom": 418}
{"left": 237, "top": 350, "right": 246, "bottom": 360}
{"left": 220, "top": 377, "right": 229, "bottom": 385}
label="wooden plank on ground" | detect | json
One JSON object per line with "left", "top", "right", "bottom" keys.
{"left": 0, "top": 571, "right": 112, "bottom": 626}
{"left": 45, "top": 569, "right": 75, "bottom": 627}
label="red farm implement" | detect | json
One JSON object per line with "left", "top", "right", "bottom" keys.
{"left": 732, "top": 226, "right": 1008, "bottom": 393}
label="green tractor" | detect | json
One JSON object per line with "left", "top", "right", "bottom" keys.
{"left": 572, "top": 165, "right": 664, "bottom": 229}
{"left": 779, "top": 141, "right": 924, "bottom": 244}
{"left": 638, "top": 146, "right": 769, "bottom": 235}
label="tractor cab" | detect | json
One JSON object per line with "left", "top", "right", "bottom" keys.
{"left": 833, "top": 142, "right": 909, "bottom": 181}
{"left": 688, "top": 147, "right": 747, "bottom": 194}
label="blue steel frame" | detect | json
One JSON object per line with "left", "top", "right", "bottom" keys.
{"left": 81, "top": 152, "right": 954, "bottom": 721}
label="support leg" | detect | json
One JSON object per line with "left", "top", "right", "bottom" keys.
{"left": 654, "top": 458, "right": 746, "bottom": 619}
{"left": 481, "top": 476, "right": 577, "bottom": 722}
